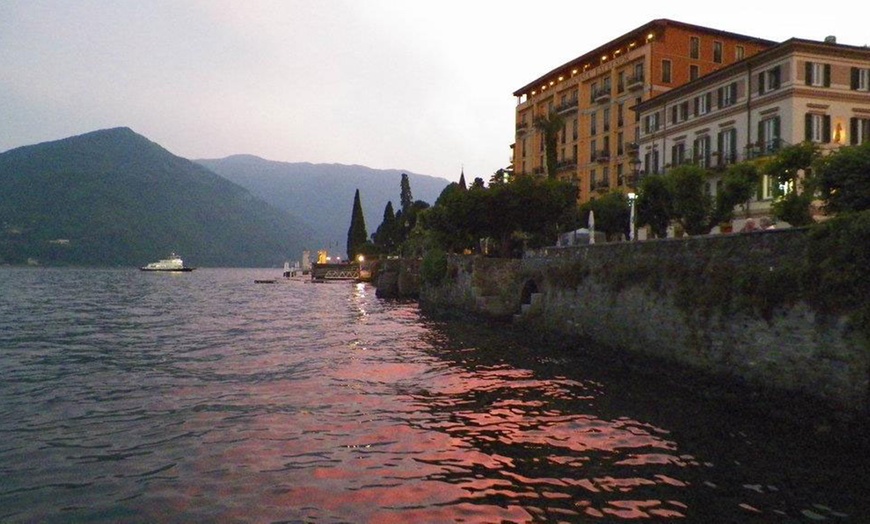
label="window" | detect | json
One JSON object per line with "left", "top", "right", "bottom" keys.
{"left": 617, "top": 103, "right": 624, "bottom": 127}
{"left": 671, "top": 142, "right": 686, "bottom": 165}
{"left": 717, "top": 128, "right": 738, "bottom": 164}
{"left": 851, "top": 67, "right": 870, "bottom": 91}
{"left": 662, "top": 60, "right": 672, "bottom": 83}
{"left": 643, "top": 112, "right": 660, "bottom": 134}
{"left": 644, "top": 149, "right": 660, "bottom": 174}
{"left": 693, "top": 135, "right": 711, "bottom": 167}
{"left": 590, "top": 81, "right": 598, "bottom": 103}
{"left": 590, "top": 168, "right": 597, "bottom": 186}
{"left": 851, "top": 117, "right": 870, "bottom": 144}
{"left": 713, "top": 41, "right": 723, "bottom": 63}
{"left": 671, "top": 101, "right": 689, "bottom": 123}
{"left": 758, "top": 116, "right": 781, "bottom": 153}
{"left": 690, "top": 36, "right": 700, "bottom": 59}
{"left": 717, "top": 82, "right": 737, "bottom": 108}
{"left": 522, "top": 138, "right": 527, "bottom": 158}
{"left": 805, "top": 113, "right": 831, "bottom": 143}
{"left": 603, "top": 107, "right": 611, "bottom": 133}
{"left": 590, "top": 139, "right": 597, "bottom": 162}
{"left": 617, "top": 71, "right": 625, "bottom": 93}
{"left": 759, "top": 66, "right": 781, "bottom": 94}
{"left": 590, "top": 111, "right": 597, "bottom": 135}
{"left": 690, "top": 65, "right": 700, "bottom": 81}
{"left": 635, "top": 97, "right": 642, "bottom": 122}
{"left": 736, "top": 45, "right": 745, "bottom": 61}
{"left": 806, "top": 62, "right": 831, "bottom": 87}
{"left": 617, "top": 131, "right": 624, "bottom": 155}
{"left": 561, "top": 121, "right": 567, "bottom": 144}
{"left": 694, "top": 92, "right": 712, "bottom": 116}
{"left": 572, "top": 118, "right": 578, "bottom": 140}
{"left": 602, "top": 136, "right": 610, "bottom": 157}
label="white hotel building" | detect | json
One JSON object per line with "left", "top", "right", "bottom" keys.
{"left": 633, "top": 37, "right": 870, "bottom": 220}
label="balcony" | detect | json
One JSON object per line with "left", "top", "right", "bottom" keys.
{"left": 555, "top": 159, "right": 577, "bottom": 172}
{"left": 555, "top": 97, "right": 579, "bottom": 115}
{"left": 592, "top": 178, "right": 610, "bottom": 191}
{"left": 745, "top": 139, "right": 786, "bottom": 160}
{"left": 626, "top": 73, "right": 645, "bottom": 91}
{"left": 592, "top": 86, "right": 611, "bottom": 104}
{"left": 626, "top": 142, "right": 639, "bottom": 154}
{"left": 595, "top": 149, "right": 610, "bottom": 163}
{"left": 515, "top": 122, "right": 528, "bottom": 135}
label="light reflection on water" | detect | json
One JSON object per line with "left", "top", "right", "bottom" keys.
{"left": 0, "top": 268, "right": 866, "bottom": 522}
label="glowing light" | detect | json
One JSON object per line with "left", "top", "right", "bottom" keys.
{"left": 357, "top": 255, "right": 365, "bottom": 262}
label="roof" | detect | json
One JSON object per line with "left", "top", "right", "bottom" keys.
{"left": 512, "top": 18, "right": 776, "bottom": 97}
{"left": 633, "top": 37, "right": 870, "bottom": 112}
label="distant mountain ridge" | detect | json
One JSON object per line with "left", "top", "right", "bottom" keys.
{"left": 196, "top": 155, "right": 451, "bottom": 253}
{"left": 0, "top": 128, "right": 313, "bottom": 267}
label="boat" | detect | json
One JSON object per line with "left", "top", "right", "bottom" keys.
{"left": 139, "top": 253, "right": 196, "bottom": 272}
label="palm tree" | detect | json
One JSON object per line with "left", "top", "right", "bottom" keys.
{"left": 534, "top": 111, "right": 565, "bottom": 179}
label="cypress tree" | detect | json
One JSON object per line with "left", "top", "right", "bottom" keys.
{"left": 346, "top": 189, "right": 368, "bottom": 260}
{"left": 400, "top": 173, "right": 413, "bottom": 215}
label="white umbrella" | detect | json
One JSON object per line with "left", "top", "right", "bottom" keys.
{"left": 588, "top": 210, "right": 595, "bottom": 244}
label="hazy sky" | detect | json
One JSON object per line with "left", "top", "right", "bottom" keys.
{"left": 2, "top": 1, "right": 867, "bottom": 182}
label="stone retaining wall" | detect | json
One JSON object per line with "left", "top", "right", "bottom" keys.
{"left": 419, "top": 229, "right": 869, "bottom": 414}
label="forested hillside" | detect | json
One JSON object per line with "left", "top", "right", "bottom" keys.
{"left": 0, "top": 128, "right": 313, "bottom": 267}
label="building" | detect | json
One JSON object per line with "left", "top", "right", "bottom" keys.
{"left": 511, "top": 19, "right": 774, "bottom": 204}
{"left": 633, "top": 37, "right": 870, "bottom": 220}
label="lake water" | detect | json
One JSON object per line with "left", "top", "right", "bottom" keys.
{"left": 0, "top": 267, "right": 867, "bottom": 523}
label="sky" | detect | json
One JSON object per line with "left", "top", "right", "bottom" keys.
{"left": 2, "top": 1, "right": 868, "bottom": 183}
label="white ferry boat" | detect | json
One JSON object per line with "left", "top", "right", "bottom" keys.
{"left": 139, "top": 253, "right": 196, "bottom": 272}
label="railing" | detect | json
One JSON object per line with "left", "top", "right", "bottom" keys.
{"left": 626, "top": 73, "right": 644, "bottom": 90}
{"left": 555, "top": 159, "right": 577, "bottom": 172}
{"left": 516, "top": 122, "right": 528, "bottom": 134}
{"left": 593, "top": 178, "right": 610, "bottom": 190}
{"left": 555, "top": 98, "right": 579, "bottom": 114}
{"left": 595, "top": 149, "right": 610, "bottom": 163}
{"left": 592, "top": 86, "right": 611, "bottom": 103}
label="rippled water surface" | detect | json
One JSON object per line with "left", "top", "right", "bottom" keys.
{"left": 0, "top": 267, "right": 867, "bottom": 522}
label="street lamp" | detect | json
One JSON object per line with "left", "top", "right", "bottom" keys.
{"left": 627, "top": 192, "right": 637, "bottom": 241}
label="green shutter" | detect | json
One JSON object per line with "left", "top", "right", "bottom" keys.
{"left": 851, "top": 118, "right": 858, "bottom": 145}
{"left": 805, "top": 62, "right": 813, "bottom": 85}
{"left": 823, "top": 115, "right": 831, "bottom": 143}
{"left": 852, "top": 67, "right": 860, "bottom": 90}
{"left": 758, "top": 72, "right": 765, "bottom": 95}
{"left": 824, "top": 64, "right": 831, "bottom": 87}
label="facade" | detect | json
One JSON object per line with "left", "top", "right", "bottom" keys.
{"left": 511, "top": 19, "right": 774, "bottom": 203}
{"left": 634, "top": 37, "right": 870, "bottom": 218}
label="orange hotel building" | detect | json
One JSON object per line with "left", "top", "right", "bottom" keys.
{"left": 511, "top": 19, "right": 775, "bottom": 203}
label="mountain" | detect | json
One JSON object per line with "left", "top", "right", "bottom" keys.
{"left": 0, "top": 128, "right": 314, "bottom": 267}
{"left": 196, "top": 155, "right": 451, "bottom": 253}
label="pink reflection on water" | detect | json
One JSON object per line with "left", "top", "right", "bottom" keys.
{"left": 154, "top": 297, "right": 697, "bottom": 522}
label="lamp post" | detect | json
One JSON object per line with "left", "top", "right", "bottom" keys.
{"left": 627, "top": 192, "right": 637, "bottom": 241}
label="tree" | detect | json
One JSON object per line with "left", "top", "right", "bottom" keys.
{"left": 636, "top": 175, "right": 672, "bottom": 238}
{"left": 400, "top": 173, "right": 413, "bottom": 215}
{"left": 579, "top": 191, "right": 630, "bottom": 240}
{"left": 346, "top": 189, "right": 368, "bottom": 260}
{"left": 764, "top": 142, "right": 821, "bottom": 226}
{"left": 421, "top": 176, "right": 577, "bottom": 257}
{"left": 667, "top": 165, "right": 714, "bottom": 235}
{"left": 372, "top": 201, "right": 397, "bottom": 253}
{"left": 534, "top": 111, "right": 565, "bottom": 179}
{"left": 713, "top": 162, "right": 760, "bottom": 224}
{"left": 814, "top": 140, "right": 870, "bottom": 214}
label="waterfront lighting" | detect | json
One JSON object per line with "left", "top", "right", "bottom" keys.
{"left": 627, "top": 192, "right": 637, "bottom": 241}
{"left": 357, "top": 255, "right": 365, "bottom": 263}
